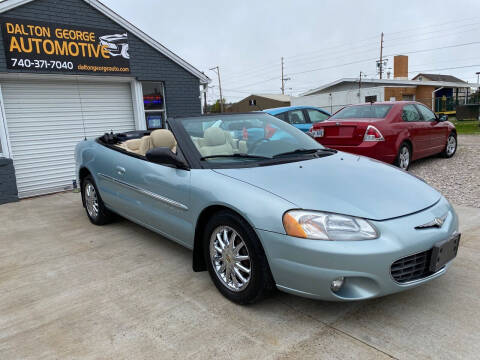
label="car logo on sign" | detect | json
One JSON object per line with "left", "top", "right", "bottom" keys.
{"left": 415, "top": 213, "right": 447, "bottom": 229}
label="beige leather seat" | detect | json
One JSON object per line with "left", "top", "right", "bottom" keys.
{"left": 198, "top": 127, "right": 235, "bottom": 157}
{"left": 138, "top": 129, "right": 177, "bottom": 156}
{"left": 138, "top": 135, "right": 153, "bottom": 155}
{"left": 117, "top": 138, "right": 142, "bottom": 153}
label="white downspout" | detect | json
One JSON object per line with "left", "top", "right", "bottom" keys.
{"left": 432, "top": 87, "right": 444, "bottom": 112}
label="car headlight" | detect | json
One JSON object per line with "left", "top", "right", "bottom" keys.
{"left": 283, "top": 210, "right": 378, "bottom": 241}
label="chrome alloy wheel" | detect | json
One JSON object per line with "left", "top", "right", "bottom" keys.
{"left": 209, "top": 226, "right": 252, "bottom": 292}
{"left": 85, "top": 182, "right": 99, "bottom": 219}
{"left": 399, "top": 146, "right": 410, "bottom": 170}
{"left": 446, "top": 135, "right": 456, "bottom": 156}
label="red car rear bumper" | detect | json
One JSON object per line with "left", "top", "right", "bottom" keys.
{"left": 322, "top": 141, "right": 397, "bottom": 164}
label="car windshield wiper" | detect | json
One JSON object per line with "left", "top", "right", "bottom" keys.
{"left": 200, "top": 153, "right": 271, "bottom": 161}
{"left": 272, "top": 148, "right": 336, "bottom": 158}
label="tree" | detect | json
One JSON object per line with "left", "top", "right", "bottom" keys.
{"left": 208, "top": 99, "right": 226, "bottom": 113}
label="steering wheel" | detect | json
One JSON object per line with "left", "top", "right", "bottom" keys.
{"left": 249, "top": 138, "right": 270, "bottom": 153}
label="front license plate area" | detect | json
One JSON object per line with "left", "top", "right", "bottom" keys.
{"left": 429, "top": 233, "right": 460, "bottom": 272}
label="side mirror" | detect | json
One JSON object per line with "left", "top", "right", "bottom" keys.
{"left": 146, "top": 147, "right": 189, "bottom": 170}
{"left": 438, "top": 114, "right": 448, "bottom": 122}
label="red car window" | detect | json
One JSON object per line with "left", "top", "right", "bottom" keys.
{"left": 417, "top": 105, "right": 437, "bottom": 122}
{"left": 402, "top": 105, "right": 421, "bottom": 122}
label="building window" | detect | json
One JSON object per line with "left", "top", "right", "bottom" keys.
{"left": 365, "top": 95, "right": 377, "bottom": 103}
{"left": 402, "top": 94, "right": 415, "bottom": 101}
{"left": 142, "top": 82, "right": 166, "bottom": 129}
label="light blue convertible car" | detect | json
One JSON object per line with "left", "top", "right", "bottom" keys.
{"left": 75, "top": 112, "right": 460, "bottom": 304}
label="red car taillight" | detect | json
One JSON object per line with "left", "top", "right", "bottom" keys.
{"left": 363, "top": 125, "right": 384, "bottom": 142}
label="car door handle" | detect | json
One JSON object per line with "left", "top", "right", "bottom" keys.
{"left": 116, "top": 166, "right": 126, "bottom": 176}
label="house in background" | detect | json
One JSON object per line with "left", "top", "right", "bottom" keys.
{"left": 227, "top": 94, "right": 291, "bottom": 112}
{"left": 292, "top": 55, "right": 473, "bottom": 114}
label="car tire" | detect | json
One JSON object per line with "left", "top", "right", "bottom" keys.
{"left": 395, "top": 142, "right": 411, "bottom": 171}
{"left": 441, "top": 132, "right": 457, "bottom": 158}
{"left": 203, "top": 210, "right": 274, "bottom": 304}
{"left": 82, "top": 175, "right": 113, "bottom": 225}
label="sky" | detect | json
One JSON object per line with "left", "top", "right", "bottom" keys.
{"left": 102, "top": 0, "right": 480, "bottom": 103}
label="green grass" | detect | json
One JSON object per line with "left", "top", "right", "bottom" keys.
{"left": 450, "top": 118, "right": 480, "bottom": 135}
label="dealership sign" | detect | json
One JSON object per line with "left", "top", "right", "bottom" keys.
{"left": 1, "top": 18, "right": 130, "bottom": 74}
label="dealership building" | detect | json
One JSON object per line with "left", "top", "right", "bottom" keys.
{"left": 0, "top": 0, "right": 209, "bottom": 203}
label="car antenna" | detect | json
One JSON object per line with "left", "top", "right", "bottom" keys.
{"left": 76, "top": 77, "right": 88, "bottom": 141}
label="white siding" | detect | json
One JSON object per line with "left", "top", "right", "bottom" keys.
{"left": 2, "top": 79, "right": 135, "bottom": 198}
{"left": 292, "top": 87, "right": 385, "bottom": 114}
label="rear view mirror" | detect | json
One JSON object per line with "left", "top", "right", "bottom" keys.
{"left": 438, "top": 114, "right": 448, "bottom": 122}
{"left": 146, "top": 147, "right": 189, "bottom": 170}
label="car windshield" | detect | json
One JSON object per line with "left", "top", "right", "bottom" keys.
{"left": 178, "top": 113, "right": 325, "bottom": 164}
{"left": 331, "top": 104, "right": 393, "bottom": 119}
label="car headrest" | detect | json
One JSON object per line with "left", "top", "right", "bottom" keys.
{"left": 150, "top": 129, "right": 176, "bottom": 150}
{"left": 204, "top": 127, "right": 227, "bottom": 146}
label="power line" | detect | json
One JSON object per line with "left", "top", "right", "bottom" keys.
{"left": 223, "top": 45, "right": 380, "bottom": 88}
{"left": 220, "top": 16, "right": 478, "bottom": 80}
{"left": 222, "top": 36, "right": 480, "bottom": 98}
{"left": 284, "top": 23, "right": 480, "bottom": 74}
{"left": 222, "top": 88, "right": 281, "bottom": 94}
{"left": 384, "top": 41, "right": 480, "bottom": 57}
{"left": 225, "top": 75, "right": 280, "bottom": 91}
{"left": 385, "top": 21, "right": 480, "bottom": 43}
{"left": 382, "top": 25, "right": 480, "bottom": 52}
{"left": 284, "top": 41, "right": 480, "bottom": 79}
{"left": 221, "top": 40, "right": 379, "bottom": 82}
{"left": 384, "top": 16, "right": 478, "bottom": 36}
{"left": 291, "top": 64, "right": 480, "bottom": 95}
{"left": 223, "top": 24, "right": 480, "bottom": 87}
{"left": 407, "top": 64, "right": 480, "bottom": 74}
{"left": 408, "top": 55, "right": 480, "bottom": 70}
{"left": 281, "top": 16, "right": 478, "bottom": 63}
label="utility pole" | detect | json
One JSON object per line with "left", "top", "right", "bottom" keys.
{"left": 359, "top": 71, "right": 365, "bottom": 102}
{"left": 209, "top": 66, "right": 223, "bottom": 112}
{"left": 281, "top": 57, "right": 291, "bottom": 95}
{"left": 281, "top": 57, "right": 284, "bottom": 94}
{"left": 203, "top": 84, "right": 208, "bottom": 114}
{"left": 379, "top": 32, "right": 384, "bottom": 79}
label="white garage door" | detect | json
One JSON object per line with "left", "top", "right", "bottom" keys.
{"left": 2, "top": 79, "right": 135, "bottom": 198}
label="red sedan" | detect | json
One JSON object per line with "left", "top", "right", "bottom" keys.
{"left": 309, "top": 101, "right": 457, "bottom": 170}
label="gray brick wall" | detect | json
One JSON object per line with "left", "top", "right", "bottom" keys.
{"left": 0, "top": 0, "right": 202, "bottom": 118}
{"left": 0, "top": 158, "right": 18, "bottom": 204}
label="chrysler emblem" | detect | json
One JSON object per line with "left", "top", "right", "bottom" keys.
{"left": 415, "top": 213, "right": 447, "bottom": 229}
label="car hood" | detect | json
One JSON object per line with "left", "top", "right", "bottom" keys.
{"left": 213, "top": 152, "right": 441, "bottom": 221}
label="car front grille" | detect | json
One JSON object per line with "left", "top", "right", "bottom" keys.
{"left": 391, "top": 249, "right": 434, "bottom": 283}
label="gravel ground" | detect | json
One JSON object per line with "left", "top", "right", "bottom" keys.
{"left": 409, "top": 135, "right": 480, "bottom": 207}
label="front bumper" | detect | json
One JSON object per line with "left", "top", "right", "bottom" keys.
{"left": 258, "top": 197, "right": 459, "bottom": 301}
